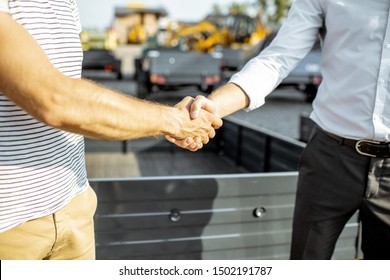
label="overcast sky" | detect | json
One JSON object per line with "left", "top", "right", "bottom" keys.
{"left": 78, "top": 0, "right": 251, "bottom": 30}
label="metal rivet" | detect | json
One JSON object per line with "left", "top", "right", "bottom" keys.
{"left": 253, "top": 207, "right": 266, "bottom": 218}
{"left": 169, "top": 208, "right": 181, "bottom": 222}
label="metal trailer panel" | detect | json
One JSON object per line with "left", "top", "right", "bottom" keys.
{"left": 150, "top": 51, "right": 221, "bottom": 86}
{"left": 91, "top": 173, "right": 359, "bottom": 260}
{"left": 218, "top": 119, "right": 305, "bottom": 173}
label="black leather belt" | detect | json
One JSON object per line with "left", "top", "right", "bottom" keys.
{"left": 322, "top": 130, "right": 390, "bottom": 158}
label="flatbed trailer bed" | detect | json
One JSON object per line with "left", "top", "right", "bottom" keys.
{"left": 85, "top": 118, "right": 361, "bottom": 260}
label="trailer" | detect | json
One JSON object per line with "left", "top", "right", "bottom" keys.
{"left": 85, "top": 118, "right": 361, "bottom": 260}
{"left": 134, "top": 47, "right": 222, "bottom": 98}
{"left": 82, "top": 49, "right": 122, "bottom": 80}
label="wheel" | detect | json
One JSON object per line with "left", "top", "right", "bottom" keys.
{"left": 304, "top": 85, "right": 317, "bottom": 103}
{"left": 198, "top": 85, "right": 214, "bottom": 94}
{"left": 204, "top": 85, "right": 214, "bottom": 94}
{"left": 136, "top": 71, "right": 151, "bottom": 99}
{"left": 137, "top": 81, "right": 150, "bottom": 99}
{"left": 115, "top": 60, "right": 122, "bottom": 80}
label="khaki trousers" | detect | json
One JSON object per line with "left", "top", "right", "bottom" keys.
{"left": 0, "top": 186, "right": 97, "bottom": 260}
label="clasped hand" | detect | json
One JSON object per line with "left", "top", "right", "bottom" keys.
{"left": 166, "top": 95, "right": 218, "bottom": 151}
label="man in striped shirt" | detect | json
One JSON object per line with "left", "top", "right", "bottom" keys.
{"left": 0, "top": 0, "right": 221, "bottom": 260}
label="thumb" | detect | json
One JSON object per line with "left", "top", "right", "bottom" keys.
{"left": 175, "top": 96, "right": 195, "bottom": 110}
{"left": 190, "top": 96, "right": 215, "bottom": 119}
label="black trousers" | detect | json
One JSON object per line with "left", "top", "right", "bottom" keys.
{"left": 290, "top": 125, "right": 390, "bottom": 259}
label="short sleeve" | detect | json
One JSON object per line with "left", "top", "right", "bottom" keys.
{"left": 0, "top": 0, "right": 9, "bottom": 12}
{"left": 70, "top": 0, "right": 82, "bottom": 33}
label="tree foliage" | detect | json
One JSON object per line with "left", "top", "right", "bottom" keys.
{"left": 212, "top": 2, "right": 249, "bottom": 15}
{"left": 258, "top": 0, "right": 291, "bottom": 23}
{"left": 211, "top": 0, "right": 291, "bottom": 23}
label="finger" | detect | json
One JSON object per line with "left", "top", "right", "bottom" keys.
{"left": 175, "top": 139, "right": 201, "bottom": 152}
{"left": 208, "top": 128, "right": 216, "bottom": 139}
{"left": 165, "top": 135, "right": 176, "bottom": 143}
{"left": 188, "top": 142, "right": 200, "bottom": 151}
{"left": 201, "top": 136, "right": 209, "bottom": 145}
{"left": 184, "top": 137, "right": 195, "bottom": 146}
{"left": 166, "top": 136, "right": 195, "bottom": 149}
{"left": 187, "top": 140, "right": 204, "bottom": 152}
{"left": 212, "top": 117, "right": 223, "bottom": 129}
{"left": 193, "top": 136, "right": 202, "bottom": 144}
{"left": 175, "top": 96, "right": 195, "bottom": 110}
{"left": 179, "top": 137, "right": 196, "bottom": 148}
{"left": 190, "top": 96, "right": 213, "bottom": 119}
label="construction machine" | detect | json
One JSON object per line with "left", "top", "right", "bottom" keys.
{"left": 165, "top": 13, "right": 270, "bottom": 70}
{"left": 168, "top": 13, "right": 268, "bottom": 51}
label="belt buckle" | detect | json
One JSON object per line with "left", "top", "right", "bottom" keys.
{"left": 355, "top": 139, "right": 381, "bottom": 157}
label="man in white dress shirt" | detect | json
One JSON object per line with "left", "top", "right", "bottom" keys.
{"left": 170, "top": 0, "right": 390, "bottom": 259}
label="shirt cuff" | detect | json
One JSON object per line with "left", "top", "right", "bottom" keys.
{"left": 228, "top": 58, "right": 280, "bottom": 111}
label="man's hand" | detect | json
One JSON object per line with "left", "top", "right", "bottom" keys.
{"left": 166, "top": 96, "right": 220, "bottom": 151}
{"left": 189, "top": 95, "right": 219, "bottom": 119}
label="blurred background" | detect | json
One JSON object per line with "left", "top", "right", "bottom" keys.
{"left": 78, "top": 0, "right": 296, "bottom": 80}
{"left": 78, "top": 0, "right": 290, "bottom": 31}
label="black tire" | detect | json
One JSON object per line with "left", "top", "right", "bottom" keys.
{"left": 304, "top": 85, "right": 318, "bottom": 103}
{"left": 137, "top": 82, "right": 150, "bottom": 99}
{"left": 115, "top": 60, "right": 122, "bottom": 80}
{"left": 204, "top": 85, "right": 214, "bottom": 94}
{"left": 198, "top": 85, "right": 214, "bottom": 94}
{"left": 136, "top": 71, "right": 151, "bottom": 99}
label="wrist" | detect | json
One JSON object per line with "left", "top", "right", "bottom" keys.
{"left": 164, "top": 107, "right": 183, "bottom": 137}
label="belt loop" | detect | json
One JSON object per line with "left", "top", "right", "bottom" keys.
{"left": 338, "top": 138, "right": 345, "bottom": 146}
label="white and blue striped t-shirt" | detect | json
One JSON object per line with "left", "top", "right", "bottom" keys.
{"left": 0, "top": 0, "right": 88, "bottom": 232}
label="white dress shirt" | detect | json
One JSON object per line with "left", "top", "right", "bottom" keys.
{"left": 229, "top": 0, "right": 390, "bottom": 141}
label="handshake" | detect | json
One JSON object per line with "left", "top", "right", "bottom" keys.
{"left": 165, "top": 95, "right": 221, "bottom": 152}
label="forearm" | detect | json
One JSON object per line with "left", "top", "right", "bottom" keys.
{"left": 48, "top": 78, "right": 178, "bottom": 140}
{"left": 208, "top": 83, "right": 250, "bottom": 118}
{"left": 5, "top": 69, "right": 196, "bottom": 140}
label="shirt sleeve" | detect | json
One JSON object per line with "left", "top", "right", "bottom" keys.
{"left": 70, "top": 0, "right": 82, "bottom": 33}
{"left": 0, "top": 0, "right": 9, "bottom": 12}
{"left": 229, "top": 0, "right": 324, "bottom": 111}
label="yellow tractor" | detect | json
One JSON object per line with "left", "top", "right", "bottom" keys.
{"left": 168, "top": 20, "right": 228, "bottom": 52}
{"left": 167, "top": 13, "right": 269, "bottom": 53}
{"left": 164, "top": 13, "right": 269, "bottom": 70}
